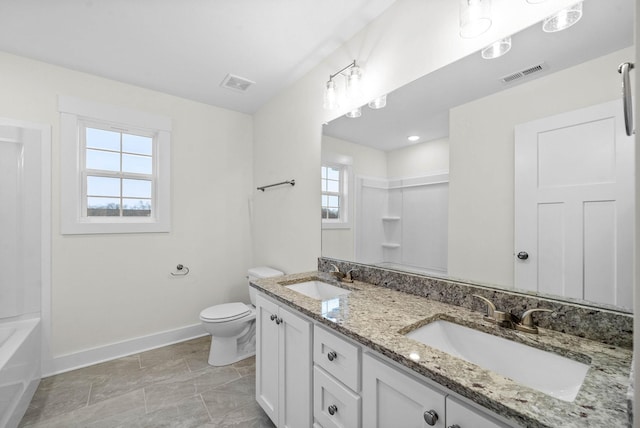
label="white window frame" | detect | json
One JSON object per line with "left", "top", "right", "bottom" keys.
{"left": 321, "top": 152, "right": 352, "bottom": 230}
{"left": 59, "top": 96, "right": 171, "bottom": 234}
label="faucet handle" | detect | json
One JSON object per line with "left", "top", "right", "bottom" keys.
{"left": 344, "top": 268, "right": 358, "bottom": 283}
{"left": 330, "top": 263, "right": 341, "bottom": 272}
{"left": 472, "top": 294, "right": 496, "bottom": 318}
{"left": 517, "top": 308, "right": 554, "bottom": 334}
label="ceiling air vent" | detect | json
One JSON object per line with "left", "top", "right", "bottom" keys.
{"left": 500, "top": 62, "right": 548, "bottom": 85}
{"left": 220, "top": 74, "right": 255, "bottom": 93}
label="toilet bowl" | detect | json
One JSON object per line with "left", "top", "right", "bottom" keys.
{"left": 200, "top": 267, "right": 283, "bottom": 366}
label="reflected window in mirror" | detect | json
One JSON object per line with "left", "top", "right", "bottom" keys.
{"left": 321, "top": 154, "right": 352, "bottom": 229}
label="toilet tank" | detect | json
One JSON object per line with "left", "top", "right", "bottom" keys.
{"left": 248, "top": 266, "right": 284, "bottom": 305}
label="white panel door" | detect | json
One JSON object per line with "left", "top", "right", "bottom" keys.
{"left": 514, "top": 99, "right": 634, "bottom": 308}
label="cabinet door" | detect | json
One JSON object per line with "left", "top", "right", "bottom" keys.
{"left": 362, "top": 353, "right": 445, "bottom": 428}
{"left": 279, "top": 305, "right": 313, "bottom": 428}
{"left": 256, "top": 294, "right": 280, "bottom": 425}
{"left": 314, "top": 366, "right": 361, "bottom": 428}
{"left": 446, "top": 396, "right": 511, "bottom": 428}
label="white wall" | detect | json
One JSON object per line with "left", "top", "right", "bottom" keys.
{"left": 0, "top": 52, "right": 254, "bottom": 359}
{"left": 386, "top": 138, "right": 449, "bottom": 178}
{"left": 253, "top": 0, "right": 578, "bottom": 273}
{"left": 448, "top": 46, "right": 635, "bottom": 288}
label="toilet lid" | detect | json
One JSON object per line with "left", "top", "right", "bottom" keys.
{"left": 200, "top": 302, "right": 252, "bottom": 322}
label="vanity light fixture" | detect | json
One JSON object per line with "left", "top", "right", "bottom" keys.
{"left": 345, "top": 107, "right": 362, "bottom": 118}
{"left": 481, "top": 37, "right": 512, "bottom": 59}
{"left": 323, "top": 60, "right": 363, "bottom": 110}
{"left": 368, "top": 94, "right": 387, "bottom": 109}
{"left": 459, "top": 0, "right": 492, "bottom": 38}
{"left": 542, "top": 2, "right": 583, "bottom": 33}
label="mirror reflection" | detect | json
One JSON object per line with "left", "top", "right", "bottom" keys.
{"left": 321, "top": 0, "right": 634, "bottom": 312}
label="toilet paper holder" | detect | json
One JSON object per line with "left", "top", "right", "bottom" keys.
{"left": 171, "top": 264, "right": 190, "bottom": 276}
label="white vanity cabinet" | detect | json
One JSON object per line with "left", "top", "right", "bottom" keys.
{"left": 445, "top": 396, "right": 510, "bottom": 428}
{"left": 255, "top": 293, "right": 313, "bottom": 428}
{"left": 362, "top": 353, "right": 446, "bottom": 428}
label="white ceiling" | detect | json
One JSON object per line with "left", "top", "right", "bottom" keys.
{"left": 323, "top": 0, "right": 634, "bottom": 152}
{"left": 0, "top": 0, "right": 397, "bottom": 113}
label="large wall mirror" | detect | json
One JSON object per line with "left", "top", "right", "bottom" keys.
{"left": 321, "top": 0, "right": 635, "bottom": 312}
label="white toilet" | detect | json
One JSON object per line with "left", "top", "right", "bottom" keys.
{"left": 199, "top": 266, "right": 283, "bottom": 366}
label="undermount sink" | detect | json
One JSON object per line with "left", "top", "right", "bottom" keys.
{"left": 286, "top": 280, "right": 351, "bottom": 300}
{"left": 405, "top": 320, "right": 589, "bottom": 402}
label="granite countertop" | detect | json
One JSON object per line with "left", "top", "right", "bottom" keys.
{"left": 251, "top": 271, "right": 632, "bottom": 428}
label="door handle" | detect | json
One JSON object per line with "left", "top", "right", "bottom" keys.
{"left": 618, "top": 62, "right": 635, "bottom": 136}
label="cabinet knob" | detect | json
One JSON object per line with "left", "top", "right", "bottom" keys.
{"left": 448, "top": 425, "right": 461, "bottom": 428}
{"left": 328, "top": 404, "right": 338, "bottom": 416}
{"left": 270, "top": 314, "right": 277, "bottom": 321}
{"left": 423, "top": 410, "right": 439, "bottom": 426}
{"left": 327, "top": 351, "right": 337, "bottom": 361}
{"left": 275, "top": 317, "right": 283, "bottom": 325}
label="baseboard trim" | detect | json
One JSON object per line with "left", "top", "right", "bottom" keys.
{"left": 44, "top": 323, "right": 207, "bottom": 376}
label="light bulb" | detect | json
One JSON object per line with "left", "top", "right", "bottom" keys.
{"left": 346, "top": 66, "right": 363, "bottom": 99}
{"left": 323, "top": 80, "right": 338, "bottom": 110}
{"left": 345, "top": 107, "right": 362, "bottom": 118}
{"left": 543, "top": 2, "right": 582, "bottom": 33}
{"left": 460, "top": 0, "right": 492, "bottom": 38}
{"left": 481, "top": 37, "right": 512, "bottom": 59}
{"left": 368, "top": 94, "right": 387, "bottom": 109}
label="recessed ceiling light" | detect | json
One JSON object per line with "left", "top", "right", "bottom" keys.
{"left": 408, "top": 135, "right": 420, "bottom": 142}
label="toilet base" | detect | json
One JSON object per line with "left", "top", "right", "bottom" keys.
{"left": 207, "top": 321, "right": 256, "bottom": 366}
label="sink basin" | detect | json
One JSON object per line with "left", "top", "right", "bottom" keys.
{"left": 405, "top": 320, "right": 589, "bottom": 402}
{"left": 286, "top": 280, "right": 351, "bottom": 300}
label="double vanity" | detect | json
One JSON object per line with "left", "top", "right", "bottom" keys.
{"left": 250, "top": 265, "right": 632, "bottom": 428}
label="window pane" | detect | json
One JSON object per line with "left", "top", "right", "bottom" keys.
{"left": 327, "top": 167, "right": 340, "bottom": 180}
{"left": 123, "top": 179, "right": 152, "bottom": 198}
{"left": 87, "top": 176, "right": 120, "bottom": 197}
{"left": 322, "top": 195, "right": 328, "bottom": 206}
{"left": 87, "top": 197, "right": 120, "bottom": 216}
{"left": 86, "top": 128, "right": 120, "bottom": 151}
{"left": 328, "top": 195, "right": 339, "bottom": 207}
{"left": 123, "top": 134, "right": 153, "bottom": 155}
{"left": 321, "top": 180, "right": 327, "bottom": 192}
{"left": 122, "top": 199, "right": 151, "bottom": 217}
{"left": 327, "top": 180, "right": 339, "bottom": 193}
{"left": 321, "top": 167, "right": 327, "bottom": 179}
{"left": 122, "top": 154, "right": 152, "bottom": 174}
{"left": 328, "top": 208, "right": 339, "bottom": 219}
{"left": 87, "top": 149, "right": 120, "bottom": 171}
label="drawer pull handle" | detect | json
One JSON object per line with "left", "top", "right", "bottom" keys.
{"left": 270, "top": 314, "right": 277, "bottom": 321}
{"left": 327, "top": 351, "right": 337, "bottom": 361}
{"left": 423, "top": 410, "right": 439, "bottom": 426}
{"left": 328, "top": 404, "right": 338, "bottom": 416}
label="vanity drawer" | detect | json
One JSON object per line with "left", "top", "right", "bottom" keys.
{"left": 314, "top": 325, "right": 361, "bottom": 391}
{"left": 314, "top": 366, "right": 361, "bottom": 428}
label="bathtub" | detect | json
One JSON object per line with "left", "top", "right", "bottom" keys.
{"left": 0, "top": 318, "right": 41, "bottom": 428}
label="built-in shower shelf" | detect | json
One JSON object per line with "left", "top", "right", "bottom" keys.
{"left": 381, "top": 243, "right": 400, "bottom": 249}
{"left": 381, "top": 216, "right": 401, "bottom": 221}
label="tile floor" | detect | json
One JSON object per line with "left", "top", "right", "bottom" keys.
{"left": 19, "top": 336, "right": 276, "bottom": 428}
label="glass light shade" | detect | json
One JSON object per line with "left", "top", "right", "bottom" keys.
{"left": 481, "top": 37, "right": 512, "bottom": 59}
{"left": 368, "top": 94, "right": 387, "bottom": 109}
{"left": 543, "top": 2, "right": 583, "bottom": 33}
{"left": 346, "top": 66, "right": 363, "bottom": 99}
{"left": 345, "top": 107, "right": 362, "bottom": 118}
{"left": 323, "top": 80, "right": 338, "bottom": 110}
{"left": 459, "top": 0, "right": 492, "bottom": 38}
